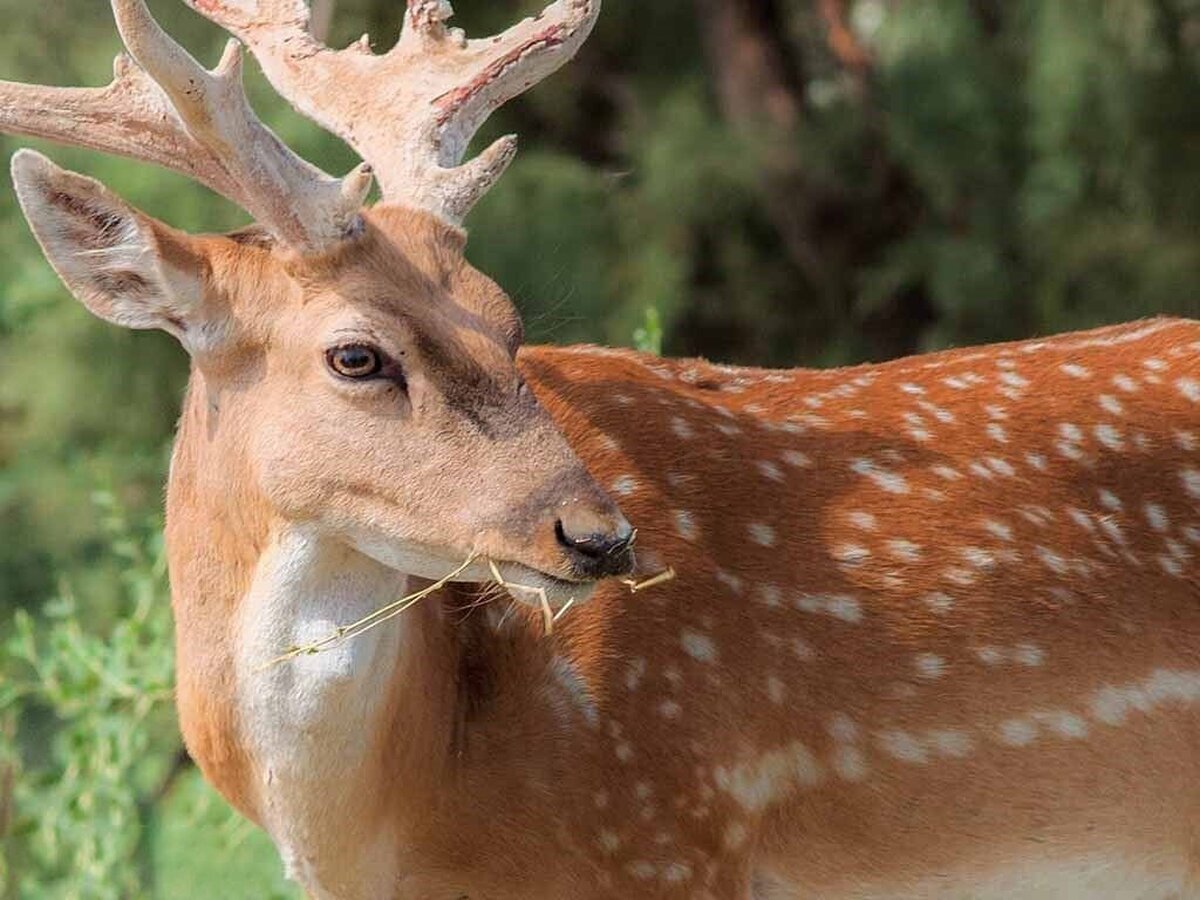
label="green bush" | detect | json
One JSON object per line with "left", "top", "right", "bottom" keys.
{"left": 0, "top": 494, "right": 294, "bottom": 899}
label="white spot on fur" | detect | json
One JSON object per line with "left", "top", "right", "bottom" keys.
{"left": 662, "top": 862, "right": 692, "bottom": 884}
{"left": 791, "top": 637, "right": 815, "bottom": 660}
{"left": 828, "top": 714, "right": 859, "bottom": 742}
{"left": 714, "top": 742, "right": 824, "bottom": 811}
{"left": 671, "top": 417, "right": 695, "bottom": 440}
{"left": 551, "top": 656, "right": 598, "bottom": 727}
{"left": 627, "top": 860, "right": 656, "bottom": 880}
{"left": 624, "top": 658, "right": 647, "bottom": 691}
{"left": 1144, "top": 503, "right": 1169, "bottom": 532}
{"left": 851, "top": 457, "right": 910, "bottom": 494}
{"left": 1177, "top": 378, "right": 1200, "bottom": 403}
{"left": 962, "top": 546, "right": 997, "bottom": 570}
{"left": 887, "top": 539, "right": 922, "bottom": 562}
{"left": 1025, "top": 452, "right": 1048, "bottom": 471}
{"left": 723, "top": 822, "right": 748, "bottom": 849}
{"left": 999, "top": 718, "right": 1038, "bottom": 746}
{"left": 847, "top": 511, "right": 877, "bottom": 530}
{"left": 1033, "top": 710, "right": 1089, "bottom": 739}
{"left": 877, "top": 730, "right": 928, "bottom": 764}
{"left": 928, "top": 729, "right": 974, "bottom": 758}
{"left": 976, "top": 646, "right": 1005, "bottom": 666}
{"left": 1014, "top": 644, "right": 1046, "bottom": 667}
{"left": 673, "top": 510, "right": 697, "bottom": 541}
{"left": 1181, "top": 469, "right": 1200, "bottom": 499}
{"left": 832, "top": 543, "right": 870, "bottom": 567}
{"left": 749, "top": 522, "right": 777, "bottom": 547}
{"left": 983, "top": 519, "right": 1014, "bottom": 541}
{"left": 832, "top": 746, "right": 868, "bottom": 781}
{"left": 766, "top": 676, "right": 785, "bottom": 704}
{"left": 681, "top": 629, "right": 718, "bottom": 663}
{"left": 757, "top": 460, "right": 784, "bottom": 482}
{"left": 826, "top": 595, "right": 863, "bottom": 623}
{"left": 715, "top": 568, "right": 744, "bottom": 594}
{"left": 1036, "top": 546, "right": 1068, "bottom": 575}
{"left": 988, "top": 459, "right": 1016, "bottom": 479}
{"left": 611, "top": 475, "right": 638, "bottom": 496}
{"left": 757, "top": 584, "right": 782, "bottom": 608}
{"left": 1095, "top": 424, "right": 1124, "bottom": 451}
{"left": 1113, "top": 374, "right": 1138, "bottom": 392}
{"left": 1159, "top": 555, "right": 1184, "bottom": 577}
{"left": 924, "top": 592, "right": 954, "bottom": 614}
{"left": 915, "top": 653, "right": 946, "bottom": 679}
{"left": 782, "top": 449, "right": 812, "bottom": 468}
{"left": 1091, "top": 670, "right": 1200, "bottom": 730}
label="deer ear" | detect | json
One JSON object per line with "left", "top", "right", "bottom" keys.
{"left": 11, "top": 149, "right": 217, "bottom": 349}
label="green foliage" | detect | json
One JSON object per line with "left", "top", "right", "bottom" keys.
{"left": 633, "top": 307, "right": 665, "bottom": 356}
{"left": 0, "top": 496, "right": 296, "bottom": 898}
{"left": 2, "top": 494, "right": 171, "bottom": 897}
{"left": 149, "top": 770, "right": 296, "bottom": 900}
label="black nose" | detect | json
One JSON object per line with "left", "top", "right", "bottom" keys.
{"left": 555, "top": 508, "right": 636, "bottom": 579}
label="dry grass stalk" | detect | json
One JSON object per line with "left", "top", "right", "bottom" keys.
{"left": 257, "top": 554, "right": 679, "bottom": 669}
{"left": 622, "top": 567, "right": 678, "bottom": 593}
{"left": 256, "top": 554, "right": 478, "bottom": 671}
{"left": 488, "top": 559, "right": 556, "bottom": 635}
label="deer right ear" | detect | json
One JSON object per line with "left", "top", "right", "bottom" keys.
{"left": 11, "top": 149, "right": 217, "bottom": 349}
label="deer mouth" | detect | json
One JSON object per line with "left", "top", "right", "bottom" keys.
{"left": 481, "top": 558, "right": 600, "bottom": 611}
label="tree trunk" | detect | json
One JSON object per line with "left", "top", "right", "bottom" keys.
{"left": 692, "top": 0, "right": 832, "bottom": 298}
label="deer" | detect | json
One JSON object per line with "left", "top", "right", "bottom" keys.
{"left": 3, "top": 0, "right": 1200, "bottom": 897}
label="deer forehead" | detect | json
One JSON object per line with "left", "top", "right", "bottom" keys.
{"left": 205, "top": 227, "right": 522, "bottom": 373}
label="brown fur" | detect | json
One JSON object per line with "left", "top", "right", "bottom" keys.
{"left": 16, "top": 157, "right": 1200, "bottom": 895}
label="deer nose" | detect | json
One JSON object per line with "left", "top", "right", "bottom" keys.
{"left": 555, "top": 502, "right": 636, "bottom": 579}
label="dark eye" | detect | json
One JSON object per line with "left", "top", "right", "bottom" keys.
{"left": 326, "top": 344, "right": 383, "bottom": 379}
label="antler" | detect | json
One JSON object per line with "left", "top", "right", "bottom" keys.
{"left": 186, "top": 0, "right": 601, "bottom": 222}
{"left": 0, "top": 0, "right": 372, "bottom": 252}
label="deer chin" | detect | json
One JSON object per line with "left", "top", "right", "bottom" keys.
{"left": 483, "top": 559, "right": 599, "bottom": 611}
{"left": 342, "top": 531, "right": 598, "bottom": 610}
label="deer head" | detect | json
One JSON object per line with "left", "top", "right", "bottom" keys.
{"left": 3, "top": 0, "right": 632, "bottom": 608}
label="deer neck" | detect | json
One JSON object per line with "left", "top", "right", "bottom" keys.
{"left": 166, "top": 374, "right": 592, "bottom": 898}
{"left": 165, "top": 379, "right": 408, "bottom": 895}
{"left": 233, "top": 526, "right": 412, "bottom": 894}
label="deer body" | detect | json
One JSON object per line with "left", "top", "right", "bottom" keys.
{"left": 516, "top": 318, "right": 1200, "bottom": 898}
{"left": 169, "top": 315, "right": 1200, "bottom": 898}
{"left": 3, "top": 1, "right": 1199, "bottom": 897}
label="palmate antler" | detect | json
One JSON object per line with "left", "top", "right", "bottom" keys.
{"left": 0, "top": 0, "right": 600, "bottom": 250}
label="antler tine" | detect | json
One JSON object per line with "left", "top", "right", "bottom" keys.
{"left": 110, "top": 0, "right": 372, "bottom": 250}
{"left": 0, "top": 0, "right": 372, "bottom": 253}
{"left": 188, "top": 0, "right": 601, "bottom": 223}
{"left": 0, "top": 55, "right": 241, "bottom": 202}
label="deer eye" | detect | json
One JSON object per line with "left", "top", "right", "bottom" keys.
{"left": 327, "top": 344, "right": 383, "bottom": 379}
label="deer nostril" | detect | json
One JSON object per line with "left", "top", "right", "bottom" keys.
{"left": 555, "top": 514, "right": 636, "bottom": 577}
{"left": 556, "top": 519, "right": 633, "bottom": 558}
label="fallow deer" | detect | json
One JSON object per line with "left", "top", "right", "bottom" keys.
{"left": 3, "top": 1, "right": 1199, "bottom": 897}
